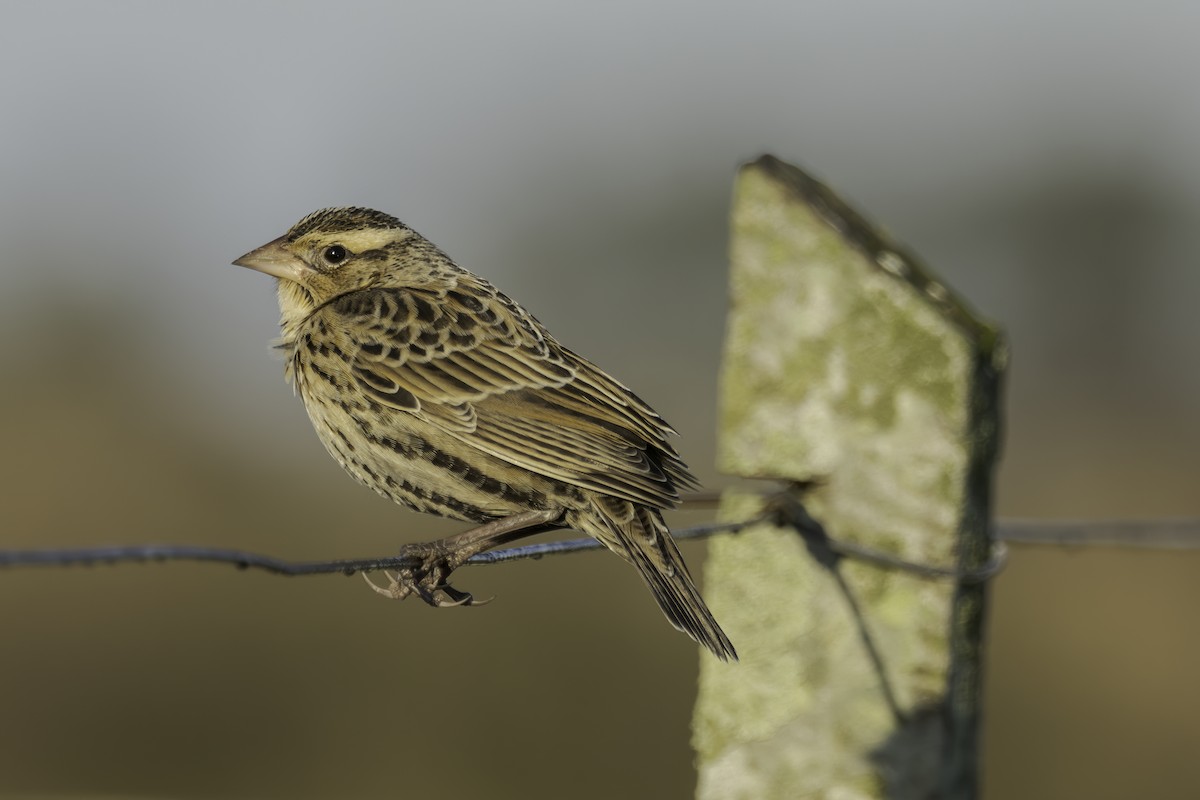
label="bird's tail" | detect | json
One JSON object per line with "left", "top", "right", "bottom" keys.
{"left": 581, "top": 496, "right": 737, "bottom": 661}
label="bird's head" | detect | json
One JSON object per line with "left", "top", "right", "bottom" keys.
{"left": 234, "top": 207, "right": 441, "bottom": 326}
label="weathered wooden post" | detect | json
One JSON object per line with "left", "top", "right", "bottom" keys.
{"left": 693, "top": 155, "right": 1006, "bottom": 799}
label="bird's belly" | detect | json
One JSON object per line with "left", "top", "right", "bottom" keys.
{"left": 299, "top": 380, "right": 567, "bottom": 524}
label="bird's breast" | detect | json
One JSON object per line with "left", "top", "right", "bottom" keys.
{"left": 287, "top": 339, "right": 578, "bottom": 525}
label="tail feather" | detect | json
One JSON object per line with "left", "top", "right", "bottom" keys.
{"left": 583, "top": 497, "right": 737, "bottom": 661}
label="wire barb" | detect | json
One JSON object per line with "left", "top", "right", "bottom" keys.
{"left": 767, "top": 491, "right": 1009, "bottom": 584}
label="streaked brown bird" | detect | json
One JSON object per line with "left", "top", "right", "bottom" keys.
{"left": 233, "top": 207, "right": 735, "bottom": 660}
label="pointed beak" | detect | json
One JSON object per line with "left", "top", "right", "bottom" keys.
{"left": 232, "top": 236, "right": 310, "bottom": 283}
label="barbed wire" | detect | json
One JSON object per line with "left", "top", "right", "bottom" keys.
{"left": 0, "top": 518, "right": 760, "bottom": 578}
{"left": 1, "top": 492, "right": 1195, "bottom": 584}
{"left": 996, "top": 518, "right": 1200, "bottom": 549}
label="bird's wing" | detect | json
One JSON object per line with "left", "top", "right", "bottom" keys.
{"left": 323, "top": 284, "right": 696, "bottom": 507}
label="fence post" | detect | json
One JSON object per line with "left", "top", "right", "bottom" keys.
{"left": 693, "top": 156, "right": 1006, "bottom": 799}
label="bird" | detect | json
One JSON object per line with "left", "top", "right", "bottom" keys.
{"left": 233, "top": 207, "right": 736, "bottom": 661}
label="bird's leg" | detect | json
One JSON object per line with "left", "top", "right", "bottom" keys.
{"left": 364, "top": 508, "right": 564, "bottom": 607}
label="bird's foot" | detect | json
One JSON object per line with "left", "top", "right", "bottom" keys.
{"left": 363, "top": 571, "right": 489, "bottom": 606}
{"left": 363, "top": 543, "right": 493, "bottom": 607}
{"left": 361, "top": 508, "right": 564, "bottom": 609}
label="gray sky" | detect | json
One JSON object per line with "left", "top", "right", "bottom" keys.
{"left": 1, "top": 0, "right": 1197, "bottom": 506}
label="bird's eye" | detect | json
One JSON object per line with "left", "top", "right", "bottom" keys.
{"left": 322, "top": 244, "right": 349, "bottom": 265}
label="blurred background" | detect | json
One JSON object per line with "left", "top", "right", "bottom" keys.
{"left": 1, "top": 2, "right": 1197, "bottom": 798}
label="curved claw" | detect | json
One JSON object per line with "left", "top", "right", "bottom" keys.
{"left": 361, "top": 569, "right": 495, "bottom": 608}
{"left": 362, "top": 570, "right": 408, "bottom": 600}
{"left": 424, "top": 584, "right": 496, "bottom": 608}
{"left": 428, "top": 587, "right": 475, "bottom": 607}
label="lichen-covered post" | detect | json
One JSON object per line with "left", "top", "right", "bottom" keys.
{"left": 693, "top": 156, "right": 1005, "bottom": 799}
